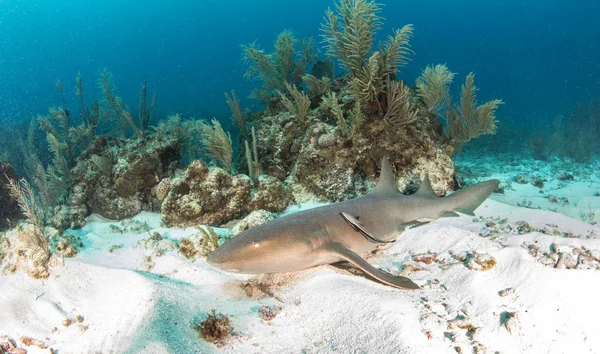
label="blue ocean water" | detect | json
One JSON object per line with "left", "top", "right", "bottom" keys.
{"left": 1, "top": 0, "right": 598, "bottom": 134}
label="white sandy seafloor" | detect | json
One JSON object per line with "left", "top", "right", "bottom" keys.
{"left": 2, "top": 157, "right": 600, "bottom": 353}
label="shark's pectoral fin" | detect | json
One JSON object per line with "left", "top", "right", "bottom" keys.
{"left": 325, "top": 242, "right": 420, "bottom": 290}
{"left": 340, "top": 212, "right": 395, "bottom": 244}
{"left": 399, "top": 220, "right": 430, "bottom": 232}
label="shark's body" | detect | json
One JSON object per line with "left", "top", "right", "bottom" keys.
{"left": 207, "top": 158, "right": 499, "bottom": 289}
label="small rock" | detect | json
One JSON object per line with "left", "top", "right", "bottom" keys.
{"left": 453, "top": 252, "right": 468, "bottom": 262}
{"left": 550, "top": 243, "right": 572, "bottom": 254}
{"left": 589, "top": 249, "right": 600, "bottom": 261}
{"left": 555, "top": 252, "right": 577, "bottom": 269}
{"left": 317, "top": 133, "right": 337, "bottom": 148}
{"left": 498, "top": 287, "right": 515, "bottom": 297}
{"left": 447, "top": 317, "right": 478, "bottom": 332}
{"left": 556, "top": 171, "right": 574, "bottom": 181}
{"left": 155, "top": 179, "right": 171, "bottom": 202}
{"left": 413, "top": 253, "right": 437, "bottom": 265}
{"left": 515, "top": 221, "right": 532, "bottom": 234}
{"left": 20, "top": 336, "right": 47, "bottom": 349}
{"left": 531, "top": 177, "right": 544, "bottom": 188}
{"left": 514, "top": 175, "right": 528, "bottom": 184}
{"left": 467, "top": 253, "right": 496, "bottom": 271}
{"left": 258, "top": 305, "right": 283, "bottom": 321}
{"left": 503, "top": 312, "right": 521, "bottom": 335}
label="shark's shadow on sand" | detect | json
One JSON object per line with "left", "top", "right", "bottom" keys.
{"left": 208, "top": 157, "right": 499, "bottom": 290}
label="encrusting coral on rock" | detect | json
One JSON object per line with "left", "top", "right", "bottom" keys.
{"left": 160, "top": 160, "right": 293, "bottom": 227}
{"left": 56, "top": 135, "right": 180, "bottom": 226}
{"left": 0, "top": 224, "right": 80, "bottom": 278}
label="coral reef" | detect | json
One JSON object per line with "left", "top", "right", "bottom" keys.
{"left": 253, "top": 92, "right": 455, "bottom": 201}
{"left": 59, "top": 135, "right": 180, "bottom": 224}
{"left": 226, "top": 0, "right": 500, "bottom": 202}
{"left": 3, "top": 0, "right": 504, "bottom": 245}
{"left": 161, "top": 160, "right": 293, "bottom": 227}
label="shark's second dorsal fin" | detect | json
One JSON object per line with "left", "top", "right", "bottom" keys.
{"left": 415, "top": 175, "right": 438, "bottom": 197}
{"left": 375, "top": 157, "right": 399, "bottom": 194}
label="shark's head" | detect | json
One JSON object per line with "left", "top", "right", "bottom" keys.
{"left": 206, "top": 225, "right": 314, "bottom": 274}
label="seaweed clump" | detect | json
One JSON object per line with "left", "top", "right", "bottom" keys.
{"left": 194, "top": 309, "right": 233, "bottom": 345}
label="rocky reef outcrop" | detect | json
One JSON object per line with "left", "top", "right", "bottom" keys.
{"left": 160, "top": 160, "right": 293, "bottom": 227}
{"left": 252, "top": 87, "right": 456, "bottom": 202}
{"left": 52, "top": 136, "right": 180, "bottom": 229}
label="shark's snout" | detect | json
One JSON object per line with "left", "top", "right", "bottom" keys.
{"left": 206, "top": 243, "right": 242, "bottom": 273}
{"left": 206, "top": 247, "right": 225, "bottom": 267}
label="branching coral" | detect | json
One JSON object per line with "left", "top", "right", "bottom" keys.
{"left": 242, "top": 30, "right": 316, "bottom": 102}
{"left": 447, "top": 73, "right": 503, "bottom": 145}
{"left": 245, "top": 127, "right": 261, "bottom": 184}
{"left": 4, "top": 176, "right": 50, "bottom": 276}
{"left": 278, "top": 82, "right": 311, "bottom": 124}
{"left": 98, "top": 68, "right": 128, "bottom": 136}
{"left": 71, "top": 72, "right": 100, "bottom": 149}
{"left": 416, "top": 64, "right": 455, "bottom": 114}
{"left": 321, "top": 0, "right": 414, "bottom": 102}
{"left": 302, "top": 74, "right": 331, "bottom": 96}
{"left": 138, "top": 79, "right": 155, "bottom": 132}
{"left": 225, "top": 90, "right": 249, "bottom": 140}
{"left": 46, "top": 128, "right": 72, "bottom": 186}
{"left": 121, "top": 111, "right": 144, "bottom": 139}
{"left": 38, "top": 107, "right": 74, "bottom": 164}
{"left": 321, "top": 0, "right": 382, "bottom": 77}
{"left": 200, "top": 118, "right": 233, "bottom": 173}
{"left": 383, "top": 80, "right": 419, "bottom": 126}
{"left": 321, "top": 92, "right": 348, "bottom": 137}
{"left": 38, "top": 110, "right": 72, "bottom": 203}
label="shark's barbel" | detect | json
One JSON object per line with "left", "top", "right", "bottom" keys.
{"left": 207, "top": 158, "right": 499, "bottom": 290}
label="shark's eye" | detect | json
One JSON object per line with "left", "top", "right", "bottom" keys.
{"left": 254, "top": 243, "right": 260, "bottom": 248}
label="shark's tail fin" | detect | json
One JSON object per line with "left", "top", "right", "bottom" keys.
{"left": 445, "top": 179, "right": 500, "bottom": 216}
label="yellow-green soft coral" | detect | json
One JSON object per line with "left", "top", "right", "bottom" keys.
{"left": 242, "top": 30, "right": 317, "bottom": 103}
{"left": 321, "top": 0, "right": 414, "bottom": 102}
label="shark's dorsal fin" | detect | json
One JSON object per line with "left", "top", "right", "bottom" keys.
{"left": 415, "top": 175, "right": 438, "bottom": 197}
{"left": 375, "top": 157, "right": 399, "bottom": 194}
